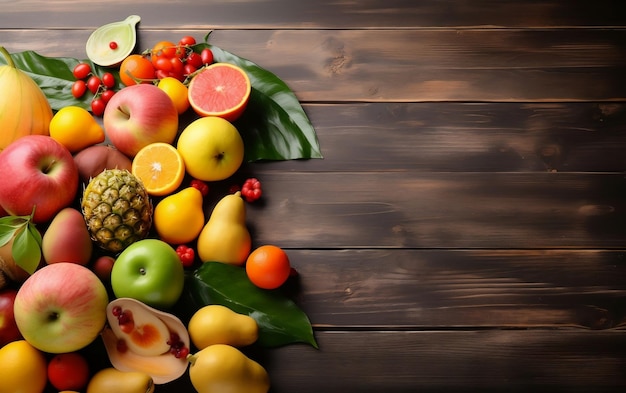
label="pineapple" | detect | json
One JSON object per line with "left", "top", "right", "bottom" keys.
{"left": 82, "top": 169, "right": 153, "bottom": 253}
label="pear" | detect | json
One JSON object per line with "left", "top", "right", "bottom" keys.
{"left": 188, "top": 344, "right": 270, "bottom": 393}
{"left": 154, "top": 187, "right": 204, "bottom": 245}
{"left": 197, "top": 191, "right": 251, "bottom": 265}
{"left": 42, "top": 207, "right": 93, "bottom": 265}
{"left": 188, "top": 304, "right": 259, "bottom": 349}
{"left": 86, "top": 367, "right": 154, "bottom": 393}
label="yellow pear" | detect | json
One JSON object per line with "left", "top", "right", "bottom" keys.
{"left": 49, "top": 106, "right": 105, "bottom": 153}
{"left": 188, "top": 344, "right": 270, "bottom": 393}
{"left": 154, "top": 187, "right": 205, "bottom": 245}
{"left": 197, "top": 191, "right": 251, "bottom": 265}
{"left": 86, "top": 368, "right": 154, "bottom": 393}
{"left": 188, "top": 305, "right": 259, "bottom": 349}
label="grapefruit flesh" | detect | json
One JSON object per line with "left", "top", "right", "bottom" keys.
{"left": 188, "top": 63, "right": 251, "bottom": 122}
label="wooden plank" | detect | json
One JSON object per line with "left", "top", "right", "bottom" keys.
{"left": 283, "top": 250, "right": 626, "bottom": 329}
{"left": 1, "top": 29, "right": 625, "bottom": 102}
{"left": 158, "top": 330, "right": 626, "bottom": 393}
{"left": 242, "top": 172, "right": 626, "bottom": 249}
{"left": 1, "top": 0, "right": 625, "bottom": 29}
{"left": 257, "top": 102, "right": 626, "bottom": 173}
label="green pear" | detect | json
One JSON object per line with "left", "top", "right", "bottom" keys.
{"left": 42, "top": 207, "right": 93, "bottom": 265}
{"left": 197, "top": 191, "right": 251, "bottom": 265}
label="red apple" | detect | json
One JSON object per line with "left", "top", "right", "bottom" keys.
{"left": 103, "top": 84, "right": 179, "bottom": 157}
{"left": 13, "top": 262, "right": 109, "bottom": 353}
{"left": 0, "top": 288, "right": 22, "bottom": 346}
{"left": 0, "top": 135, "right": 79, "bottom": 223}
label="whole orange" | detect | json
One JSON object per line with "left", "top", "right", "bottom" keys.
{"left": 245, "top": 245, "right": 291, "bottom": 289}
{"left": 119, "top": 54, "right": 156, "bottom": 86}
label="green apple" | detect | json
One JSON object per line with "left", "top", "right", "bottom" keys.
{"left": 176, "top": 116, "right": 244, "bottom": 181}
{"left": 111, "top": 239, "right": 184, "bottom": 309}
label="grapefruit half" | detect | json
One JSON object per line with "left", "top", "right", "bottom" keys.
{"left": 188, "top": 63, "right": 251, "bottom": 122}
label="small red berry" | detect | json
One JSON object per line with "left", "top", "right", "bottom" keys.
{"left": 87, "top": 75, "right": 102, "bottom": 94}
{"left": 241, "top": 178, "right": 262, "bottom": 203}
{"left": 102, "top": 72, "right": 116, "bottom": 89}
{"left": 100, "top": 89, "right": 115, "bottom": 104}
{"left": 190, "top": 179, "right": 209, "bottom": 196}
{"left": 72, "top": 63, "right": 92, "bottom": 80}
{"left": 200, "top": 48, "right": 214, "bottom": 65}
{"left": 71, "top": 80, "right": 87, "bottom": 98}
{"left": 91, "top": 97, "right": 106, "bottom": 116}
{"left": 109, "top": 41, "right": 118, "bottom": 49}
{"left": 176, "top": 245, "right": 195, "bottom": 268}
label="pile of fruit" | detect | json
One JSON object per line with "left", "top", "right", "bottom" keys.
{"left": 0, "top": 16, "right": 318, "bottom": 393}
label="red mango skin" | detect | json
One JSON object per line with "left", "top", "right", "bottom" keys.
{"left": 42, "top": 207, "right": 93, "bottom": 265}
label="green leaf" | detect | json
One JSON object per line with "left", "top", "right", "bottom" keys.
{"left": 12, "top": 224, "right": 42, "bottom": 275}
{"left": 203, "top": 44, "right": 323, "bottom": 162}
{"left": 187, "top": 262, "right": 318, "bottom": 348}
{"left": 0, "top": 216, "right": 28, "bottom": 247}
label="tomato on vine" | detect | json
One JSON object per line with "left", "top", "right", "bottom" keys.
{"left": 178, "top": 36, "right": 196, "bottom": 47}
{"left": 200, "top": 48, "right": 214, "bottom": 65}
{"left": 91, "top": 97, "right": 106, "bottom": 116}
{"left": 101, "top": 72, "right": 116, "bottom": 89}
{"left": 71, "top": 80, "right": 87, "bottom": 98}
{"left": 72, "top": 63, "right": 92, "bottom": 80}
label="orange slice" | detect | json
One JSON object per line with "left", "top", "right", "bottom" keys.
{"left": 188, "top": 62, "right": 251, "bottom": 122}
{"left": 131, "top": 142, "right": 185, "bottom": 196}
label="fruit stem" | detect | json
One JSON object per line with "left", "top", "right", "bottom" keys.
{"left": 186, "top": 353, "right": 197, "bottom": 365}
{"left": 0, "top": 46, "right": 16, "bottom": 68}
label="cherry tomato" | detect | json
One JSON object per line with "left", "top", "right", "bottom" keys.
{"left": 170, "top": 57, "right": 184, "bottom": 77}
{"left": 200, "top": 48, "right": 214, "bottom": 65}
{"left": 178, "top": 36, "right": 196, "bottom": 47}
{"left": 102, "top": 72, "right": 116, "bottom": 89}
{"left": 186, "top": 52, "right": 203, "bottom": 69}
{"left": 183, "top": 63, "right": 197, "bottom": 76}
{"left": 101, "top": 89, "right": 115, "bottom": 104}
{"left": 71, "top": 80, "right": 87, "bottom": 98}
{"left": 72, "top": 63, "right": 92, "bottom": 80}
{"left": 155, "top": 69, "right": 171, "bottom": 80}
{"left": 87, "top": 75, "right": 102, "bottom": 94}
{"left": 154, "top": 57, "right": 173, "bottom": 72}
{"left": 91, "top": 97, "right": 106, "bottom": 116}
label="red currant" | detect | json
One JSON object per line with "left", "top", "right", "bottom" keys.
{"left": 175, "top": 245, "right": 195, "bottom": 268}
{"left": 72, "top": 63, "right": 92, "bottom": 80}
{"left": 109, "top": 41, "right": 118, "bottom": 49}
{"left": 71, "top": 80, "right": 87, "bottom": 98}
{"left": 200, "top": 48, "right": 214, "bottom": 65}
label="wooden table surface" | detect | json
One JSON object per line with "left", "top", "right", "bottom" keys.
{"left": 2, "top": 1, "right": 626, "bottom": 392}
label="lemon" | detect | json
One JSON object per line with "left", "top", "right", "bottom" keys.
{"left": 157, "top": 77, "right": 190, "bottom": 114}
{"left": 0, "top": 340, "right": 48, "bottom": 393}
{"left": 49, "top": 106, "right": 105, "bottom": 153}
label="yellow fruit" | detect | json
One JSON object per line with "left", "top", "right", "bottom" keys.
{"left": 157, "top": 77, "right": 189, "bottom": 114}
{"left": 86, "top": 368, "right": 155, "bottom": 393}
{"left": 154, "top": 187, "right": 205, "bottom": 245}
{"left": 49, "top": 106, "right": 105, "bottom": 153}
{"left": 131, "top": 142, "right": 185, "bottom": 196}
{"left": 0, "top": 340, "right": 48, "bottom": 393}
{"left": 188, "top": 304, "right": 259, "bottom": 349}
{"left": 176, "top": 116, "right": 244, "bottom": 182}
{"left": 188, "top": 344, "right": 270, "bottom": 393}
{"left": 0, "top": 46, "right": 53, "bottom": 151}
{"left": 197, "top": 191, "right": 251, "bottom": 265}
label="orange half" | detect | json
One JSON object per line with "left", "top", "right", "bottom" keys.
{"left": 131, "top": 142, "right": 185, "bottom": 196}
{"left": 188, "top": 62, "right": 251, "bottom": 122}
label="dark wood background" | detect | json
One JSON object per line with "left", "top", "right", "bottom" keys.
{"left": 1, "top": 1, "right": 626, "bottom": 392}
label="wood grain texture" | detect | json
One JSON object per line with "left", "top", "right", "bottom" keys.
{"left": 2, "top": 0, "right": 625, "bottom": 392}
{"left": 1, "top": 29, "right": 625, "bottom": 102}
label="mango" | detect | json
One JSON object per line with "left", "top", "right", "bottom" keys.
{"left": 42, "top": 207, "right": 93, "bottom": 265}
{"left": 188, "top": 304, "right": 258, "bottom": 349}
{"left": 86, "top": 368, "right": 154, "bottom": 393}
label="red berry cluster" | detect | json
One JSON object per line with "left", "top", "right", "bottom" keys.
{"left": 150, "top": 35, "right": 214, "bottom": 82}
{"left": 241, "top": 178, "right": 262, "bottom": 203}
{"left": 71, "top": 62, "right": 116, "bottom": 116}
{"left": 175, "top": 245, "right": 195, "bottom": 268}
{"left": 190, "top": 179, "right": 210, "bottom": 196}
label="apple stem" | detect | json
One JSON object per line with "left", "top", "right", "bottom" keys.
{"left": 0, "top": 46, "right": 16, "bottom": 68}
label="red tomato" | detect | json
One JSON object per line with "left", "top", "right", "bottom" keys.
{"left": 71, "top": 80, "right": 87, "bottom": 98}
{"left": 72, "top": 63, "right": 92, "bottom": 80}
{"left": 178, "top": 36, "right": 196, "bottom": 47}
{"left": 200, "top": 48, "right": 214, "bottom": 65}
{"left": 186, "top": 52, "right": 203, "bottom": 68}
{"left": 91, "top": 97, "right": 106, "bottom": 116}
{"left": 102, "top": 72, "right": 116, "bottom": 89}
{"left": 86, "top": 75, "right": 101, "bottom": 94}
{"left": 47, "top": 352, "right": 90, "bottom": 391}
